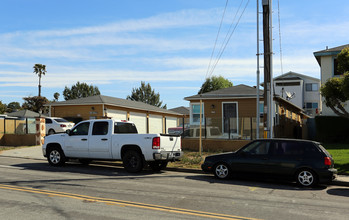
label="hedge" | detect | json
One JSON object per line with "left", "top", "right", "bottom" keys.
{"left": 315, "top": 116, "right": 349, "bottom": 143}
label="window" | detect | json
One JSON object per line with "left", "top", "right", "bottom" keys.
{"left": 92, "top": 121, "right": 109, "bottom": 135}
{"left": 305, "top": 102, "right": 318, "bottom": 109}
{"left": 275, "top": 82, "right": 300, "bottom": 86}
{"left": 334, "top": 58, "right": 342, "bottom": 76}
{"left": 191, "top": 103, "right": 204, "bottom": 124}
{"left": 305, "top": 83, "right": 318, "bottom": 91}
{"left": 114, "top": 122, "right": 138, "bottom": 134}
{"left": 45, "top": 118, "right": 52, "bottom": 124}
{"left": 242, "top": 141, "right": 271, "bottom": 155}
{"left": 54, "top": 118, "right": 69, "bottom": 123}
{"left": 70, "top": 122, "right": 90, "bottom": 135}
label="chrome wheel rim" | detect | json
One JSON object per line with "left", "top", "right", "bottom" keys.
{"left": 298, "top": 170, "right": 314, "bottom": 186}
{"left": 215, "top": 164, "right": 229, "bottom": 178}
{"left": 49, "top": 150, "right": 60, "bottom": 164}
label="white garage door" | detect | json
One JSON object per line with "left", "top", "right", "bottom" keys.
{"left": 166, "top": 117, "right": 178, "bottom": 134}
{"left": 129, "top": 112, "right": 147, "bottom": 134}
{"left": 107, "top": 109, "right": 127, "bottom": 120}
{"left": 149, "top": 114, "right": 163, "bottom": 134}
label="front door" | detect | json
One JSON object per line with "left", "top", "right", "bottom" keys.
{"left": 232, "top": 141, "right": 272, "bottom": 175}
{"left": 222, "top": 102, "right": 238, "bottom": 138}
{"left": 64, "top": 122, "right": 90, "bottom": 158}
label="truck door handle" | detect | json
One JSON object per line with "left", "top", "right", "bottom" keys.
{"left": 81, "top": 138, "right": 88, "bottom": 141}
{"left": 101, "top": 138, "right": 108, "bottom": 141}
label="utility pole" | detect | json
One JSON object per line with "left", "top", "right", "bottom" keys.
{"left": 256, "top": 0, "right": 260, "bottom": 139}
{"left": 262, "top": 0, "right": 274, "bottom": 138}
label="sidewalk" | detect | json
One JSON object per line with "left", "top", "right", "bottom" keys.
{"left": 1, "top": 146, "right": 349, "bottom": 187}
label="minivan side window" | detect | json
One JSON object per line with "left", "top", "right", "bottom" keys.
{"left": 92, "top": 122, "right": 109, "bottom": 135}
{"left": 70, "top": 122, "right": 90, "bottom": 136}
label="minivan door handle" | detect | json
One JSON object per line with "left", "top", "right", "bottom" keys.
{"left": 101, "top": 138, "right": 108, "bottom": 141}
{"left": 81, "top": 138, "right": 88, "bottom": 141}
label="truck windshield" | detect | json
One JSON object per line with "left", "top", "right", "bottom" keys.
{"left": 114, "top": 122, "right": 138, "bottom": 134}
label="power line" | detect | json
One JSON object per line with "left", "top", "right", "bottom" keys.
{"left": 207, "top": 0, "right": 251, "bottom": 78}
{"left": 205, "top": 0, "right": 229, "bottom": 80}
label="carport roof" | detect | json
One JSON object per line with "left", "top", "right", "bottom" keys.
{"left": 47, "top": 95, "right": 183, "bottom": 116}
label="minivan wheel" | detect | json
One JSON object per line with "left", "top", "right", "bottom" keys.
{"left": 296, "top": 169, "right": 318, "bottom": 187}
{"left": 214, "top": 163, "right": 231, "bottom": 179}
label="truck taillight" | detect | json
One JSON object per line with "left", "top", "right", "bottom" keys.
{"left": 152, "top": 137, "right": 160, "bottom": 149}
{"left": 324, "top": 157, "right": 332, "bottom": 166}
{"left": 60, "top": 124, "right": 66, "bottom": 127}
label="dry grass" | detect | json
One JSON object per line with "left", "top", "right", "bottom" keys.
{"left": 168, "top": 150, "right": 222, "bottom": 169}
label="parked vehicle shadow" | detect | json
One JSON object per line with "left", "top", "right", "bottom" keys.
{"left": 10, "top": 160, "right": 160, "bottom": 178}
{"left": 186, "top": 174, "right": 328, "bottom": 191}
{"left": 327, "top": 188, "right": 349, "bottom": 197}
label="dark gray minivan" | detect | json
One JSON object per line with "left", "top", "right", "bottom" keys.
{"left": 201, "top": 139, "right": 337, "bottom": 187}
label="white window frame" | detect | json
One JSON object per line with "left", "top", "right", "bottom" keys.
{"left": 190, "top": 102, "right": 204, "bottom": 125}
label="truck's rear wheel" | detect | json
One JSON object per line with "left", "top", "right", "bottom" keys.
{"left": 149, "top": 161, "right": 168, "bottom": 171}
{"left": 47, "top": 146, "right": 66, "bottom": 166}
{"left": 123, "top": 150, "right": 143, "bottom": 173}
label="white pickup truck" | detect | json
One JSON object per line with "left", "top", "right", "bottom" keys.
{"left": 42, "top": 119, "right": 182, "bottom": 172}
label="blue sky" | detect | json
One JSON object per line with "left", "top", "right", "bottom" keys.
{"left": 1, "top": 0, "right": 349, "bottom": 109}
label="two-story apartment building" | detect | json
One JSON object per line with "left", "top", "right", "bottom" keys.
{"left": 313, "top": 44, "right": 349, "bottom": 116}
{"left": 266, "top": 71, "right": 321, "bottom": 116}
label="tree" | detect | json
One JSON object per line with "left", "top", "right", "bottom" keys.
{"left": 127, "top": 81, "right": 167, "bottom": 109}
{"left": 0, "top": 101, "right": 6, "bottom": 114}
{"left": 53, "top": 92, "right": 60, "bottom": 102}
{"left": 320, "top": 47, "right": 349, "bottom": 118}
{"left": 22, "top": 96, "right": 49, "bottom": 113}
{"left": 33, "top": 64, "right": 47, "bottom": 97}
{"left": 198, "top": 75, "right": 233, "bottom": 94}
{"left": 63, "top": 81, "right": 100, "bottom": 100}
{"left": 337, "top": 47, "right": 349, "bottom": 74}
{"left": 6, "top": 102, "right": 21, "bottom": 113}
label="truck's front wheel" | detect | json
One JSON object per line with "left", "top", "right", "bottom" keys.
{"left": 47, "top": 147, "right": 66, "bottom": 166}
{"left": 123, "top": 150, "right": 143, "bottom": 173}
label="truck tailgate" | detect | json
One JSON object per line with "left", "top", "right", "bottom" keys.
{"left": 160, "top": 134, "right": 181, "bottom": 151}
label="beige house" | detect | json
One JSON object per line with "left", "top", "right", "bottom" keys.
{"left": 46, "top": 95, "right": 183, "bottom": 134}
{"left": 314, "top": 44, "right": 349, "bottom": 116}
{"left": 184, "top": 84, "right": 309, "bottom": 141}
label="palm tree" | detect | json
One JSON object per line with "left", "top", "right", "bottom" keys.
{"left": 33, "top": 64, "right": 47, "bottom": 97}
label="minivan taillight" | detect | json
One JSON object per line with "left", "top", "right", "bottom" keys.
{"left": 152, "top": 137, "right": 160, "bottom": 149}
{"left": 324, "top": 157, "right": 332, "bottom": 166}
